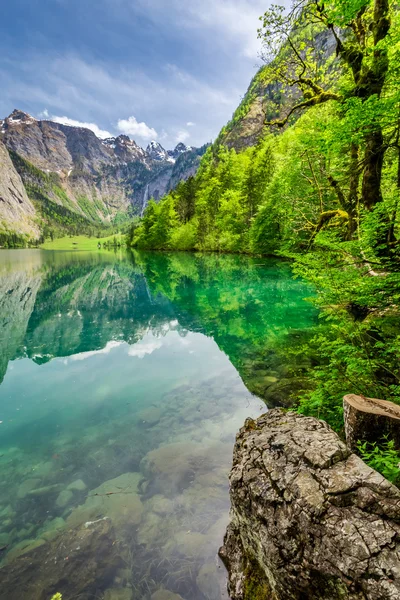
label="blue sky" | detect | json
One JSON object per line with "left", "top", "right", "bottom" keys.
{"left": 0, "top": 0, "right": 284, "bottom": 149}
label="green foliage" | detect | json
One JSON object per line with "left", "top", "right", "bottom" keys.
{"left": 0, "top": 228, "right": 30, "bottom": 248}
{"left": 357, "top": 437, "right": 400, "bottom": 486}
{"left": 131, "top": 138, "right": 275, "bottom": 253}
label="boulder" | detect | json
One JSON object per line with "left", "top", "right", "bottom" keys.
{"left": 55, "top": 489, "right": 73, "bottom": 508}
{"left": 67, "top": 479, "right": 88, "bottom": 492}
{"left": 220, "top": 409, "right": 400, "bottom": 600}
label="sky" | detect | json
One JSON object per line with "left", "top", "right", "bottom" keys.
{"left": 0, "top": 0, "right": 285, "bottom": 150}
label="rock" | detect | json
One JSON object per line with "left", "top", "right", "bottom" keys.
{"left": 0, "top": 140, "right": 39, "bottom": 239}
{"left": 27, "top": 483, "right": 64, "bottom": 497}
{"left": 196, "top": 563, "right": 221, "bottom": 600}
{"left": 344, "top": 393, "right": 400, "bottom": 451}
{"left": 104, "top": 588, "right": 133, "bottom": 600}
{"left": 166, "top": 531, "right": 207, "bottom": 558}
{"left": 31, "top": 460, "right": 54, "bottom": 478}
{"left": 16, "top": 478, "right": 41, "bottom": 499}
{"left": 0, "top": 518, "right": 121, "bottom": 599}
{"left": 151, "top": 590, "right": 184, "bottom": 600}
{"left": 0, "top": 505, "right": 15, "bottom": 520}
{"left": 138, "top": 406, "right": 164, "bottom": 425}
{"left": 66, "top": 472, "right": 143, "bottom": 535}
{"left": 39, "top": 517, "right": 66, "bottom": 541}
{"left": 5, "top": 538, "right": 46, "bottom": 562}
{"left": 67, "top": 478, "right": 87, "bottom": 491}
{"left": 146, "top": 494, "right": 174, "bottom": 516}
{"left": 220, "top": 409, "right": 400, "bottom": 600}
{"left": 0, "top": 532, "right": 10, "bottom": 546}
{"left": 56, "top": 489, "right": 74, "bottom": 508}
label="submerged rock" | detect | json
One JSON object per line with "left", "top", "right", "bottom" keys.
{"left": 16, "top": 478, "right": 41, "bottom": 499}
{"left": 0, "top": 518, "right": 121, "bottom": 599}
{"left": 67, "top": 478, "right": 88, "bottom": 491}
{"left": 104, "top": 587, "right": 133, "bottom": 600}
{"left": 5, "top": 537, "right": 46, "bottom": 562}
{"left": 151, "top": 590, "right": 184, "bottom": 600}
{"left": 66, "top": 472, "right": 143, "bottom": 535}
{"left": 56, "top": 489, "right": 74, "bottom": 508}
{"left": 220, "top": 409, "right": 400, "bottom": 600}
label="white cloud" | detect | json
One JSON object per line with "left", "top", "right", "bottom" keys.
{"left": 128, "top": 339, "right": 163, "bottom": 359}
{"left": 70, "top": 340, "right": 123, "bottom": 361}
{"left": 186, "top": 121, "right": 195, "bottom": 127}
{"left": 117, "top": 115, "right": 158, "bottom": 141}
{"left": 175, "top": 129, "right": 190, "bottom": 143}
{"left": 51, "top": 115, "right": 112, "bottom": 139}
{"left": 126, "top": 0, "right": 267, "bottom": 59}
{"left": 0, "top": 53, "right": 243, "bottom": 148}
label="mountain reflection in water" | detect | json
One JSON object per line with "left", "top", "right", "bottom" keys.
{"left": 0, "top": 249, "right": 317, "bottom": 600}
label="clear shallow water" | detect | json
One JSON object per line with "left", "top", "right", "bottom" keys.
{"left": 0, "top": 249, "right": 317, "bottom": 600}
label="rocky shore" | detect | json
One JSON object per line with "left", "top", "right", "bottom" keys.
{"left": 219, "top": 409, "right": 400, "bottom": 600}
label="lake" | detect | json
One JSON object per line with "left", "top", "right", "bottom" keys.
{"left": 0, "top": 249, "right": 317, "bottom": 600}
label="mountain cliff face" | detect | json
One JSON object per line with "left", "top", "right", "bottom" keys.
{"left": 217, "top": 29, "right": 337, "bottom": 151}
{"left": 0, "top": 110, "right": 204, "bottom": 239}
{"left": 0, "top": 140, "right": 39, "bottom": 240}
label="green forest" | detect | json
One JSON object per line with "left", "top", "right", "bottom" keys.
{"left": 129, "top": 0, "right": 400, "bottom": 441}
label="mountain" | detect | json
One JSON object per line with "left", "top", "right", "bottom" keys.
{"left": 146, "top": 140, "right": 172, "bottom": 162}
{"left": 0, "top": 140, "right": 39, "bottom": 241}
{"left": 216, "top": 29, "right": 337, "bottom": 151}
{"left": 0, "top": 110, "right": 205, "bottom": 242}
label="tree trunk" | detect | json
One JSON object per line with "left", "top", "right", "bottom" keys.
{"left": 361, "top": 129, "right": 384, "bottom": 210}
{"left": 343, "top": 393, "right": 400, "bottom": 451}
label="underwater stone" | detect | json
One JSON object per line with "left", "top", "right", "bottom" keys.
{"left": 56, "top": 489, "right": 74, "bottom": 508}
{"left": 146, "top": 494, "right": 174, "bottom": 516}
{"left": 104, "top": 588, "right": 133, "bottom": 600}
{"left": 0, "top": 505, "right": 15, "bottom": 520}
{"left": 151, "top": 590, "right": 184, "bottom": 600}
{"left": 27, "top": 483, "right": 64, "bottom": 497}
{"left": 67, "top": 479, "right": 87, "bottom": 491}
{"left": 0, "top": 518, "right": 122, "bottom": 600}
{"left": 196, "top": 563, "right": 222, "bottom": 600}
{"left": 138, "top": 406, "right": 164, "bottom": 425}
{"left": 31, "top": 461, "right": 54, "bottom": 478}
{"left": 66, "top": 472, "right": 143, "bottom": 535}
{"left": 39, "top": 517, "right": 66, "bottom": 541}
{"left": 5, "top": 537, "right": 46, "bottom": 563}
{"left": 16, "top": 478, "right": 41, "bottom": 499}
{"left": 0, "top": 532, "right": 9, "bottom": 546}
{"left": 137, "top": 511, "right": 164, "bottom": 547}
{"left": 167, "top": 530, "right": 207, "bottom": 558}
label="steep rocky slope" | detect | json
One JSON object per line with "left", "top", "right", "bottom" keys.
{"left": 217, "top": 29, "right": 337, "bottom": 151}
{"left": 0, "top": 110, "right": 204, "bottom": 238}
{"left": 0, "top": 141, "right": 39, "bottom": 240}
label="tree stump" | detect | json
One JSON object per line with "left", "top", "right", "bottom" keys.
{"left": 343, "top": 393, "right": 400, "bottom": 451}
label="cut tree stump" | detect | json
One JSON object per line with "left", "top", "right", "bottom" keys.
{"left": 343, "top": 393, "right": 400, "bottom": 451}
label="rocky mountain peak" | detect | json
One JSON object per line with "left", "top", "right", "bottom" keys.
{"left": 146, "top": 140, "right": 172, "bottom": 162}
{"left": 175, "top": 142, "right": 192, "bottom": 154}
{"left": 1, "top": 109, "right": 37, "bottom": 132}
{"left": 167, "top": 142, "right": 192, "bottom": 160}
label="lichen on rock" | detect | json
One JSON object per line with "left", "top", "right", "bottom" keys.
{"left": 220, "top": 409, "right": 400, "bottom": 600}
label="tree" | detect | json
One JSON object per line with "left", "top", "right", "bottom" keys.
{"left": 258, "top": 0, "right": 396, "bottom": 245}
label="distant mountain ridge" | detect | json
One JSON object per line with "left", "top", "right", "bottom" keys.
{"left": 0, "top": 109, "right": 207, "bottom": 241}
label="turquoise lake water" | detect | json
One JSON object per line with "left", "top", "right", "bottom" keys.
{"left": 0, "top": 249, "right": 317, "bottom": 600}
